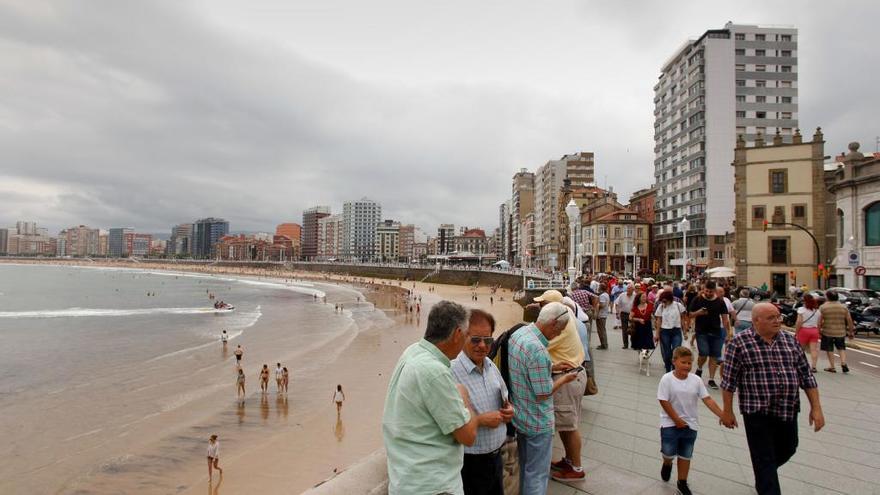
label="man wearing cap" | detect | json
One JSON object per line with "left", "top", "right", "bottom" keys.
{"left": 532, "top": 290, "right": 588, "bottom": 481}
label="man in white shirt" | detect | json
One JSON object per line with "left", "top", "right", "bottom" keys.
{"left": 596, "top": 283, "right": 610, "bottom": 350}
{"left": 275, "top": 363, "right": 283, "bottom": 393}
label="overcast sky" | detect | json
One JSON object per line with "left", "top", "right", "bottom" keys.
{"left": 1, "top": 1, "right": 878, "bottom": 235}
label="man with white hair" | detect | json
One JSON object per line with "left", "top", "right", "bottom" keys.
{"left": 508, "top": 302, "right": 579, "bottom": 494}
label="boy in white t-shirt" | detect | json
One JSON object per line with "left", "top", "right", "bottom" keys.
{"left": 657, "top": 346, "right": 726, "bottom": 495}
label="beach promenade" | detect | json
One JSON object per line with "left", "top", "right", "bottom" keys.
{"left": 548, "top": 322, "right": 880, "bottom": 495}
{"left": 312, "top": 314, "right": 880, "bottom": 495}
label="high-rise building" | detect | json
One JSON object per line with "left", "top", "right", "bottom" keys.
{"left": 193, "top": 218, "right": 230, "bottom": 259}
{"left": 375, "top": 220, "right": 401, "bottom": 262}
{"left": 109, "top": 228, "right": 134, "bottom": 257}
{"left": 653, "top": 22, "right": 798, "bottom": 273}
{"left": 398, "top": 224, "right": 416, "bottom": 262}
{"left": 167, "top": 223, "right": 194, "bottom": 257}
{"left": 16, "top": 221, "right": 36, "bottom": 236}
{"left": 437, "top": 224, "right": 456, "bottom": 254}
{"left": 533, "top": 153, "right": 596, "bottom": 269}
{"left": 62, "top": 225, "right": 100, "bottom": 257}
{"left": 302, "top": 206, "right": 331, "bottom": 260}
{"left": 510, "top": 169, "right": 535, "bottom": 266}
{"left": 342, "top": 198, "right": 381, "bottom": 261}
{"left": 0, "top": 228, "right": 8, "bottom": 255}
{"left": 317, "top": 214, "right": 343, "bottom": 260}
{"left": 498, "top": 201, "right": 511, "bottom": 262}
{"left": 275, "top": 223, "right": 302, "bottom": 251}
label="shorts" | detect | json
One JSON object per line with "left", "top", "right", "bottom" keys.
{"left": 820, "top": 335, "right": 846, "bottom": 351}
{"left": 797, "top": 326, "right": 820, "bottom": 345}
{"left": 660, "top": 426, "right": 697, "bottom": 460}
{"left": 552, "top": 369, "right": 586, "bottom": 431}
{"left": 696, "top": 332, "right": 724, "bottom": 361}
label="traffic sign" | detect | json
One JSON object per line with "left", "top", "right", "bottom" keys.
{"left": 848, "top": 250, "right": 860, "bottom": 266}
{"left": 855, "top": 265, "right": 867, "bottom": 276}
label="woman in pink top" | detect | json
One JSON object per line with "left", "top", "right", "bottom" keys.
{"left": 795, "top": 293, "right": 821, "bottom": 372}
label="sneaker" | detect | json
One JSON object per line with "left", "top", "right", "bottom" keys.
{"left": 551, "top": 458, "right": 572, "bottom": 472}
{"left": 661, "top": 462, "right": 672, "bottom": 482}
{"left": 677, "top": 480, "right": 693, "bottom": 495}
{"left": 707, "top": 380, "right": 718, "bottom": 389}
{"left": 695, "top": 368, "right": 703, "bottom": 377}
{"left": 842, "top": 364, "right": 850, "bottom": 373}
{"left": 551, "top": 466, "right": 585, "bottom": 481}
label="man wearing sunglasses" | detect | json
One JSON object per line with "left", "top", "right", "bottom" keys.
{"left": 452, "top": 309, "right": 514, "bottom": 495}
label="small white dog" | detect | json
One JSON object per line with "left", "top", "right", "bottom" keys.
{"left": 638, "top": 349, "right": 654, "bottom": 376}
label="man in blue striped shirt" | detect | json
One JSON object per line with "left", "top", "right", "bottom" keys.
{"left": 452, "top": 309, "right": 514, "bottom": 495}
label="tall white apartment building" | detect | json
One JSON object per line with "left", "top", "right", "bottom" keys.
{"left": 317, "top": 214, "right": 343, "bottom": 260}
{"left": 375, "top": 219, "right": 401, "bottom": 262}
{"left": 342, "top": 197, "right": 382, "bottom": 261}
{"left": 533, "top": 152, "right": 595, "bottom": 269}
{"left": 653, "top": 22, "right": 798, "bottom": 275}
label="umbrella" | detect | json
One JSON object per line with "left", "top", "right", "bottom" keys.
{"left": 707, "top": 268, "right": 736, "bottom": 278}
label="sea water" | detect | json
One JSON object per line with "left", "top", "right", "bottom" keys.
{"left": 0, "top": 263, "right": 387, "bottom": 493}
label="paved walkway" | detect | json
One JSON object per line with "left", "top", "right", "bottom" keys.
{"left": 549, "top": 319, "right": 880, "bottom": 495}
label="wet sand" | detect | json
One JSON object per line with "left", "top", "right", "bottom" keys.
{"left": 3, "top": 260, "right": 524, "bottom": 494}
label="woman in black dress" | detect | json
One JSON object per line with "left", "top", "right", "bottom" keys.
{"left": 630, "top": 293, "right": 656, "bottom": 351}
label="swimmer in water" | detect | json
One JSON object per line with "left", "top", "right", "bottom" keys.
{"left": 236, "top": 368, "right": 245, "bottom": 398}
{"left": 221, "top": 330, "right": 228, "bottom": 345}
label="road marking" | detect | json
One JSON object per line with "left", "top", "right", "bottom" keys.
{"left": 845, "top": 347, "right": 880, "bottom": 359}
{"left": 860, "top": 361, "right": 880, "bottom": 368}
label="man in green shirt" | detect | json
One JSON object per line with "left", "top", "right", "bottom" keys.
{"left": 382, "top": 301, "right": 479, "bottom": 495}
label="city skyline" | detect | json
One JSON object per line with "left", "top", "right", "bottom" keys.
{"left": 1, "top": 1, "right": 878, "bottom": 235}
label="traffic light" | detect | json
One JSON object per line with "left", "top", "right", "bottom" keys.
{"left": 762, "top": 219, "right": 769, "bottom": 232}
{"left": 789, "top": 270, "right": 796, "bottom": 280}
{"left": 652, "top": 260, "right": 659, "bottom": 273}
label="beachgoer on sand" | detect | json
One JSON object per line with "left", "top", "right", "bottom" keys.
{"left": 207, "top": 434, "right": 222, "bottom": 481}
{"left": 333, "top": 384, "right": 346, "bottom": 414}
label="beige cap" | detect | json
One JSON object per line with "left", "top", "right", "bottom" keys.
{"left": 533, "top": 289, "right": 563, "bottom": 303}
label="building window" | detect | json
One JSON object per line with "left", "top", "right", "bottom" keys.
{"left": 780, "top": 81, "right": 792, "bottom": 88}
{"left": 793, "top": 204, "right": 807, "bottom": 226}
{"left": 614, "top": 227, "right": 621, "bottom": 238}
{"left": 756, "top": 64, "right": 766, "bottom": 72}
{"left": 756, "top": 80, "right": 767, "bottom": 87}
{"left": 756, "top": 95, "right": 766, "bottom": 103}
{"left": 837, "top": 209, "right": 844, "bottom": 248}
{"left": 736, "top": 95, "right": 746, "bottom": 103}
{"left": 598, "top": 240, "right": 607, "bottom": 253}
{"left": 735, "top": 64, "right": 745, "bottom": 72}
{"left": 755, "top": 34, "right": 766, "bottom": 41}
{"left": 714, "top": 250, "right": 724, "bottom": 260}
{"left": 736, "top": 79, "right": 746, "bottom": 87}
{"left": 736, "top": 111, "right": 746, "bottom": 118}
{"left": 781, "top": 111, "right": 792, "bottom": 119}
{"left": 735, "top": 33, "right": 745, "bottom": 41}
{"left": 735, "top": 48, "right": 745, "bottom": 56}
{"left": 770, "top": 169, "right": 787, "bottom": 193}
{"left": 782, "top": 96, "right": 792, "bottom": 104}
{"left": 770, "top": 238, "right": 788, "bottom": 264}
{"left": 598, "top": 226, "right": 607, "bottom": 239}
{"left": 756, "top": 111, "right": 767, "bottom": 119}
{"left": 736, "top": 126, "right": 746, "bottom": 135}
{"left": 752, "top": 205, "right": 766, "bottom": 228}
{"left": 637, "top": 227, "right": 644, "bottom": 239}
{"left": 781, "top": 34, "right": 792, "bottom": 42}
{"left": 781, "top": 65, "right": 792, "bottom": 73}
{"left": 613, "top": 243, "right": 621, "bottom": 254}
{"left": 781, "top": 50, "right": 792, "bottom": 57}
{"left": 866, "top": 203, "right": 880, "bottom": 246}
{"left": 755, "top": 49, "right": 766, "bottom": 56}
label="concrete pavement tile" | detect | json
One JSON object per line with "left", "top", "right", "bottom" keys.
{"left": 557, "top": 462, "right": 656, "bottom": 495}
{"left": 546, "top": 481, "right": 580, "bottom": 495}
{"left": 632, "top": 436, "right": 661, "bottom": 458}
{"left": 630, "top": 452, "right": 663, "bottom": 480}
{"left": 779, "top": 476, "right": 846, "bottom": 494}
{"left": 582, "top": 439, "right": 633, "bottom": 471}
{"left": 841, "top": 459, "right": 880, "bottom": 485}
{"left": 685, "top": 470, "right": 756, "bottom": 495}
{"left": 779, "top": 459, "right": 876, "bottom": 494}
{"left": 587, "top": 425, "right": 635, "bottom": 451}
{"left": 636, "top": 480, "right": 679, "bottom": 494}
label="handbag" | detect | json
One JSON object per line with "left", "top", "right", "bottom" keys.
{"left": 583, "top": 361, "right": 598, "bottom": 396}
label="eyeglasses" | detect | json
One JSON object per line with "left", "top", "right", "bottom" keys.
{"left": 468, "top": 336, "right": 495, "bottom": 346}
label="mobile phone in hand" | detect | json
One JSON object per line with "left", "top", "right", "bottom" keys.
{"left": 565, "top": 366, "right": 585, "bottom": 374}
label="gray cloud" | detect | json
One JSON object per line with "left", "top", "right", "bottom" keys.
{"left": 0, "top": 1, "right": 877, "bottom": 236}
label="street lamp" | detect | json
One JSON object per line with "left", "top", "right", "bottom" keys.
{"left": 565, "top": 199, "right": 580, "bottom": 287}
{"left": 679, "top": 217, "right": 690, "bottom": 280}
{"left": 631, "top": 244, "right": 637, "bottom": 279}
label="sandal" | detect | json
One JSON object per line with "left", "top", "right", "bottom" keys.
{"left": 811, "top": 367, "right": 817, "bottom": 373}
{"left": 824, "top": 367, "right": 837, "bottom": 373}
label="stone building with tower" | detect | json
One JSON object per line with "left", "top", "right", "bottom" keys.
{"left": 829, "top": 142, "right": 880, "bottom": 289}
{"left": 733, "top": 128, "right": 830, "bottom": 294}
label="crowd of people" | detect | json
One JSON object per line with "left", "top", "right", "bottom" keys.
{"left": 382, "top": 273, "right": 827, "bottom": 495}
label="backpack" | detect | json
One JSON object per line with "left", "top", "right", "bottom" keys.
{"left": 488, "top": 322, "right": 528, "bottom": 436}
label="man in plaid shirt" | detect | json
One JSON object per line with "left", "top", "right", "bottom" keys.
{"left": 508, "top": 302, "right": 579, "bottom": 495}
{"left": 720, "top": 303, "right": 825, "bottom": 495}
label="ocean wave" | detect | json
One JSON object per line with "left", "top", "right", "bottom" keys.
{"left": 0, "top": 307, "right": 234, "bottom": 319}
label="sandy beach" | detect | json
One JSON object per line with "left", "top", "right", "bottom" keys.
{"left": 2, "top": 260, "right": 524, "bottom": 494}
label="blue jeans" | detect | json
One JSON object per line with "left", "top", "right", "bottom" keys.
{"left": 517, "top": 431, "right": 553, "bottom": 495}
{"left": 659, "top": 327, "right": 682, "bottom": 373}
{"left": 660, "top": 426, "right": 698, "bottom": 460}
{"left": 696, "top": 332, "right": 724, "bottom": 361}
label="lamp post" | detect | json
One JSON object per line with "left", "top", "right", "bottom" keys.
{"left": 565, "top": 199, "right": 580, "bottom": 288}
{"left": 679, "top": 217, "right": 690, "bottom": 280}
{"left": 631, "top": 244, "right": 637, "bottom": 279}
